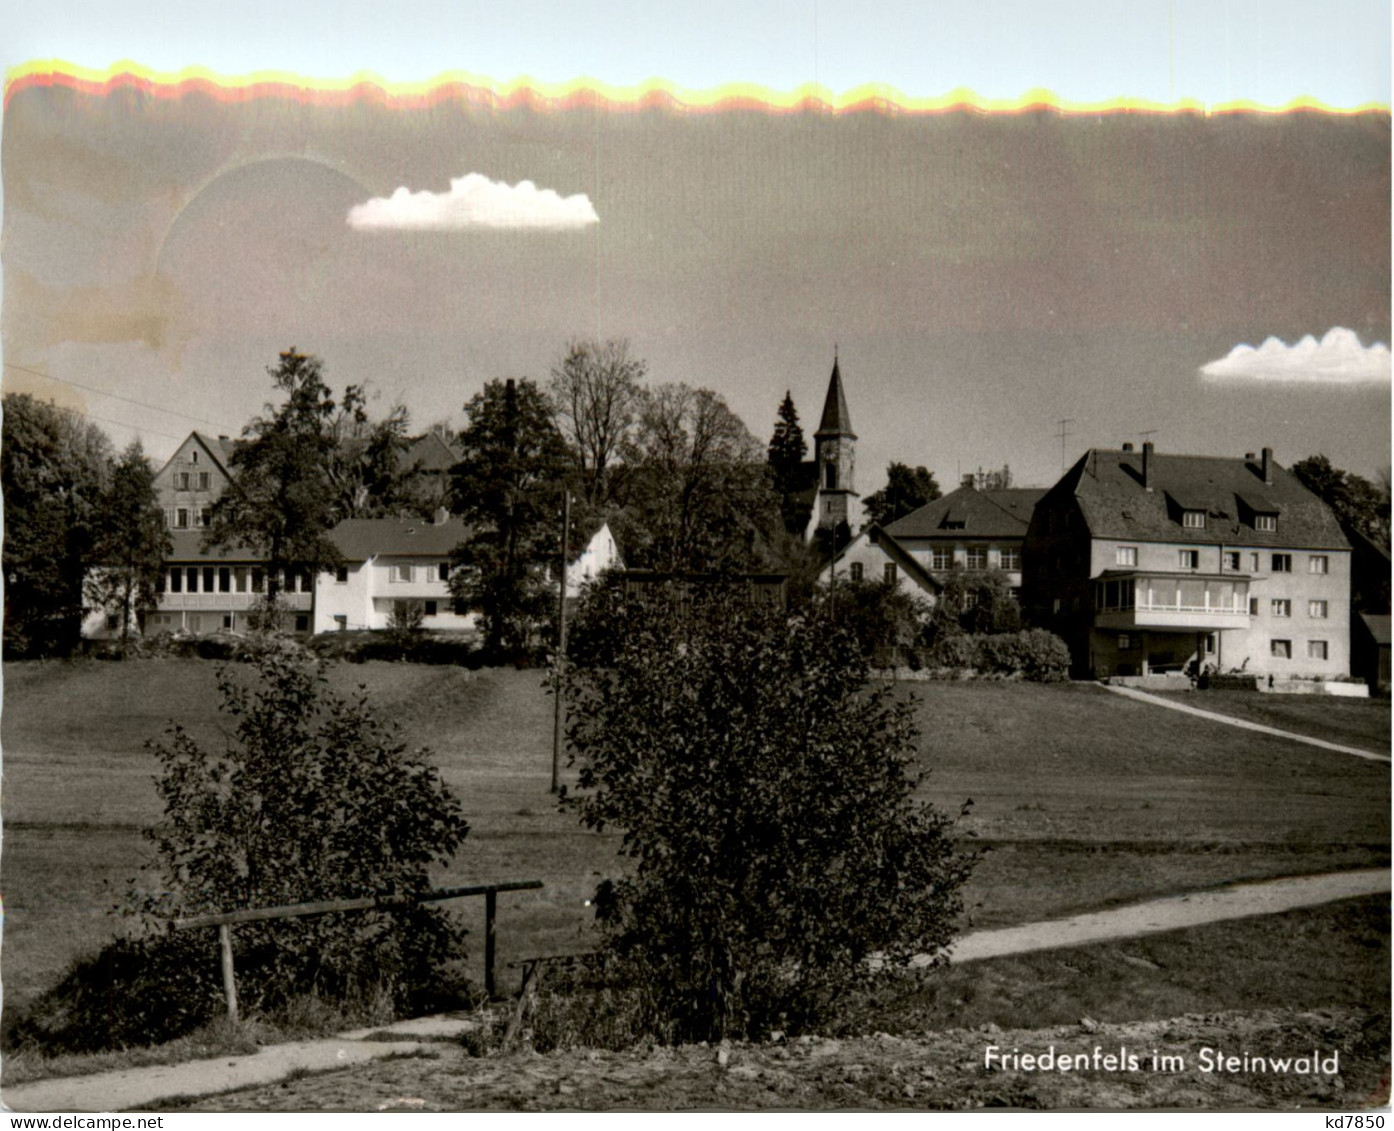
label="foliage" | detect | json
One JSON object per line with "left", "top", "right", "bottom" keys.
{"left": 924, "top": 629, "right": 1071, "bottom": 682}
{"left": 862, "top": 462, "right": 942, "bottom": 528}
{"left": 1291, "top": 453, "right": 1390, "bottom": 548}
{"left": 927, "top": 570, "right": 1023, "bottom": 639}
{"left": 323, "top": 386, "right": 419, "bottom": 519}
{"left": 448, "top": 377, "right": 570, "bottom": 659}
{"left": 767, "top": 390, "right": 809, "bottom": 534}
{"left": 135, "top": 655, "right": 468, "bottom": 1035}
{"left": 386, "top": 598, "right": 426, "bottom": 646}
{"left": 85, "top": 441, "right": 172, "bottom": 654}
{"left": 203, "top": 350, "right": 345, "bottom": 605}
{"left": 563, "top": 582, "right": 972, "bottom": 1043}
{"left": 1, "top": 393, "right": 113, "bottom": 656}
{"left": 615, "top": 383, "right": 780, "bottom": 572}
{"left": 549, "top": 338, "right": 646, "bottom": 509}
{"left": 823, "top": 579, "right": 932, "bottom": 666}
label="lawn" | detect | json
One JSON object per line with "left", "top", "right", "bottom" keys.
{"left": 2, "top": 661, "right": 1389, "bottom": 1023}
{"left": 1149, "top": 688, "right": 1390, "bottom": 752}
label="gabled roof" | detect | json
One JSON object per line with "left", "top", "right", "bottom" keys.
{"left": 885, "top": 485, "right": 1046, "bottom": 540}
{"left": 814, "top": 356, "right": 855, "bottom": 438}
{"left": 399, "top": 432, "right": 460, "bottom": 475}
{"left": 1053, "top": 448, "right": 1349, "bottom": 550}
{"left": 828, "top": 524, "right": 940, "bottom": 594}
{"left": 330, "top": 516, "right": 471, "bottom": 560}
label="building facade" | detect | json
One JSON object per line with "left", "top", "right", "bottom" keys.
{"left": 883, "top": 485, "right": 1045, "bottom": 593}
{"left": 153, "top": 432, "right": 239, "bottom": 531}
{"left": 1023, "top": 443, "right": 1352, "bottom": 678}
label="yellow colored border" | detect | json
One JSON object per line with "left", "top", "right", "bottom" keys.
{"left": 5, "top": 59, "right": 1389, "bottom": 115}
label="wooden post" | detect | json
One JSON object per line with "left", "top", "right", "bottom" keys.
{"left": 218, "top": 923, "right": 239, "bottom": 1024}
{"left": 551, "top": 491, "right": 571, "bottom": 794}
{"left": 484, "top": 887, "right": 498, "bottom": 999}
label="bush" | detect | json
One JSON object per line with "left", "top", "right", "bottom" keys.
{"left": 14, "top": 654, "right": 473, "bottom": 1053}
{"left": 563, "top": 582, "right": 973, "bottom": 1044}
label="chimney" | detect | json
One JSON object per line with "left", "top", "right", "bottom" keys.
{"left": 1142, "top": 441, "right": 1154, "bottom": 491}
{"left": 1261, "top": 446, "right": 1273, "bottom": 485}
{"left": 1121, "top": 442, "right": 1134, "bottom": 452}
{"left": 218, "top": 434, "right": 228, "bottom": 441}
{"left": 1244, "top": 451, "right": 1256, "bottom": 462}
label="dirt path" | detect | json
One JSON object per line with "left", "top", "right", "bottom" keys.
{"left": 1101, "top": 685, "right": 1391, "bottom": 763}
{"left": 6, "top": 867, "right": 1386, "bottom": 1113}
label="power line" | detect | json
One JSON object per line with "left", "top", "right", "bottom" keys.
{"left": 3, "top": 361, "right": 239, "bottom": 433}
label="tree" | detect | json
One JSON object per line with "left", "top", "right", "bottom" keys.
{"left": 563, "top": 581, "right": 973, "bottom": 1043}
{"left": 2, "top": 393, "right": 112, "bottom": 655}
{"left": 322, "top": 386, "right": 416, "bottom": 520}
{"left": 1291, "top": 454, "right": 1390, "bottom": 549}
{"left": 767, "top": 391, "right": 809, "bottom": 535}
{"left": 928, "top": 569, "right": 1023, "bottom": 640}
{"left": 86, "top": 441, "right": 171, "bottom": 653}
{"left": 448, "top": 377, "right": 570, "bottom": 658}
{"left": 203, "top": 350, "right": 344, "bottom": 624}
{"left": 549, "top": 338, "right": 646, "bottom": 509}
{"left": 617, "top": 383, "right": 779, "bottom": 572}
{"left": 862, "top": 462, "right": 941, "bottom": 528}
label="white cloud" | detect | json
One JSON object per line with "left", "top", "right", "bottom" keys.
{"left": 1200, "top": 327, "right": 1390, "bottom": 385}
{"left": 347, "top": 173, "right": 598, "bottom": 232}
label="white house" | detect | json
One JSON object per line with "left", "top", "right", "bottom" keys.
{"left": 561, "top": 521, "right": 624, "bottom": 598}
{"left": 315, "top": 514, "right": 474, "bottom": 634}
{"left": 819, "top": 524, "right": 940, "bottom": 605}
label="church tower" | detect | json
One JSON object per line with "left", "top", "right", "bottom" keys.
{"left": 812, "top": 351, "right": 857, "bottom": 535}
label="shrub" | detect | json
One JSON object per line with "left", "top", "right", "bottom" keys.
{"left": 563, "top": 582, "right": 973, "bottom": 1044}
{"left": 14, "top": 654, "right": 473, "bottom": 1053}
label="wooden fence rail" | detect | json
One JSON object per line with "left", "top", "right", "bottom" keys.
{"left": 172, "top": 880, "right": 544, "bottom": 1022}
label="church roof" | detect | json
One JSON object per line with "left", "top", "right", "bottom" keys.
{"left": 815, "top": 357, "right": 855, "bottom": 438}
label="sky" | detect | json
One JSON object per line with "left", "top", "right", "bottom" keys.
{"left": 2, "top": 0, "right": 1390, "bottom": 491}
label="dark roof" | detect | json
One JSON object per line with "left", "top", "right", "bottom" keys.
{"left": 399, "top": 432, "right": 460, "bottom": 475}
{"left": 814, "top": 357, "right": 855, "bottom": 438}
{"left": 165, "top": 530, "right": 266, "bottom": 563}
{"left": 330, "top": 516, "right": 471, "bottom": 560}
{"left": 1359, "top": 613, "right": 1391, "bottom": 647}
{"left": 1057, "top": 449, "right": 1349, "bottom": 550}
{"left": 885, "top": 486, "right": 1046, "bottom": 540}
{"left": 192, "top": 431, "right": 240, "bottom": 471}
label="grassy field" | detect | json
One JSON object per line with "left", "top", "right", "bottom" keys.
{"left": 2, "top": 660, "right": 1389, "bottom": 1024}
{"left": 1150, "top": 688, "right": 1390, "bottom": 750}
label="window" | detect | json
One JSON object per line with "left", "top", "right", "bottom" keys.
{"left": 1254, "top": 514, "right": 1277, "bottom": 532}
{"left": 824, "top": 463, "right": 837, "bottom": 490}
{"left": 965, "top": 545, "right": 987, "bottom": 570}
{"left": 931, "top": 547, "right": 952, "bottom": 570}
{"left": 1223, "top": 551, "right": 1241, "bottom": 572}
{"left": 175, "top": 472, "right": 190, "bottom": 490}
{"left": 999, "top": 547, "right": 1021, "bottom": 571}
{"left": 175, "top": 508, "right": 189, "bottom": 529}
{"left": 169, "top": 569, "right": 182, "bottom": 593}
{"left": 1309, "top": 555, "right": 1329, "bottom": 574}
{"left": 219, "top": 567, "right": 231, "bottom": 593}
{"left": 1308, "top": 640, "right": 1328, "bottom": 660}
{"left": 198, "top": 472, "right": 211, "bottom": 491}
{"left": 1118, "top": 634, "right": 1131, "bottom": 650}
{"left": 1271, "top": 554, "right": 1292, "bottom": 573}
{"left": 1308, "top": 600, "right": 1328, "bottom": 618}
{"left": 1116, "top": 546, "right": 1137, "bottom": 567}
{"left": 190, "top": 450, "right": 199, "bottom": 465}
{"left": 393, "top": 564, "right": 413, "bottom": 583}
{"left": 283, "top": 571, "right": 297, "bottom": 594}
{"left": 335, "top": 566, "right": 349, "bottom": 584}
{"left": 1178, "top": 549, "right": 1199, "bottom": 570}
{"left": 187, "top": 566, "right": 199, "bottom": 593}
{"left": 884, "top": 562, "right": 898, "bottom": 585}
{"left": 334, "top": 615, "right": 348, "bottom": 631}
{"left": 234, "top": 567, "right": 246, "bottom": 592}
{"left": 301, "top": 571, "right": 313, "bottom": 593}
{"left": 1249, "top": 552, "right": 1260, "bottom": 572}
{"left": 1270, "top": 599, "right": 1290, "bottom": 617}
{"left": 849, "top": 562, "right": 864, "bottom": 582}
{"left": 1183, "top": 510, "right": 1206, "bottom": 529}
{"left": 424, "top": 600, "right": 438, "bottom": 617}
{"left": 1203, "top": 633, "right": 1217, "bottom": 655}
{"left": 438, "top": 562, "right": 450, "bottom": 581}
{"left": 1249, "top": 597, "right": 1258, "bottom": 616}
{"left": 223, "top": 614, "right": 233, "bottom": 629}
{"left": 199, "top": 507, "right": 212, "bottom": 528}
{"left": 294, "top": 615, "right": 309, "bottom": 633}
{"left": 203, "top": 567, "right": 215, "bottom": 593}
{"left": 106, "top": 613, "right": 119, "bottom": 630}
{"left": 1270, "top": 639, "right": 1292, "bottom": 659}
{"left": 251, "top": 569, "right": 264, "bottom": 593}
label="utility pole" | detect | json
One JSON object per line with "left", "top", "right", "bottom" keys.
{"left": 550, "top": 491, "right": 571, "bottom": 795}
{"left": 1056, "top": 418, "right": 1077, "bottom": 472}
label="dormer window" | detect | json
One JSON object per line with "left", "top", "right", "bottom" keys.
{"left": 1254, "top": 514, "right": 1277, "bottom": 532}
{"left": 1182, "top": 510, "right": 1206, "bottom": 529}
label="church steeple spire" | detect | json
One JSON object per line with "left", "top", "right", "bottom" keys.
{"left": 815, "top": 352, "right": 856, "bottom": 439}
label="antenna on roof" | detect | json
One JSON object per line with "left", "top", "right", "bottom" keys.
{"left": 1056, "top": 418, "right": 1076, "bottom": 472}
{"left": 1138, "top": 429, "right": 1158, "bottom": 444}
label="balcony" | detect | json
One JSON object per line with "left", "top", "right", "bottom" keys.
{"left": 160, "top": 591, "right": 313, "bottom": 612}
{"left": 1092, "top": 570, "right": 1250, "bottom": 632}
